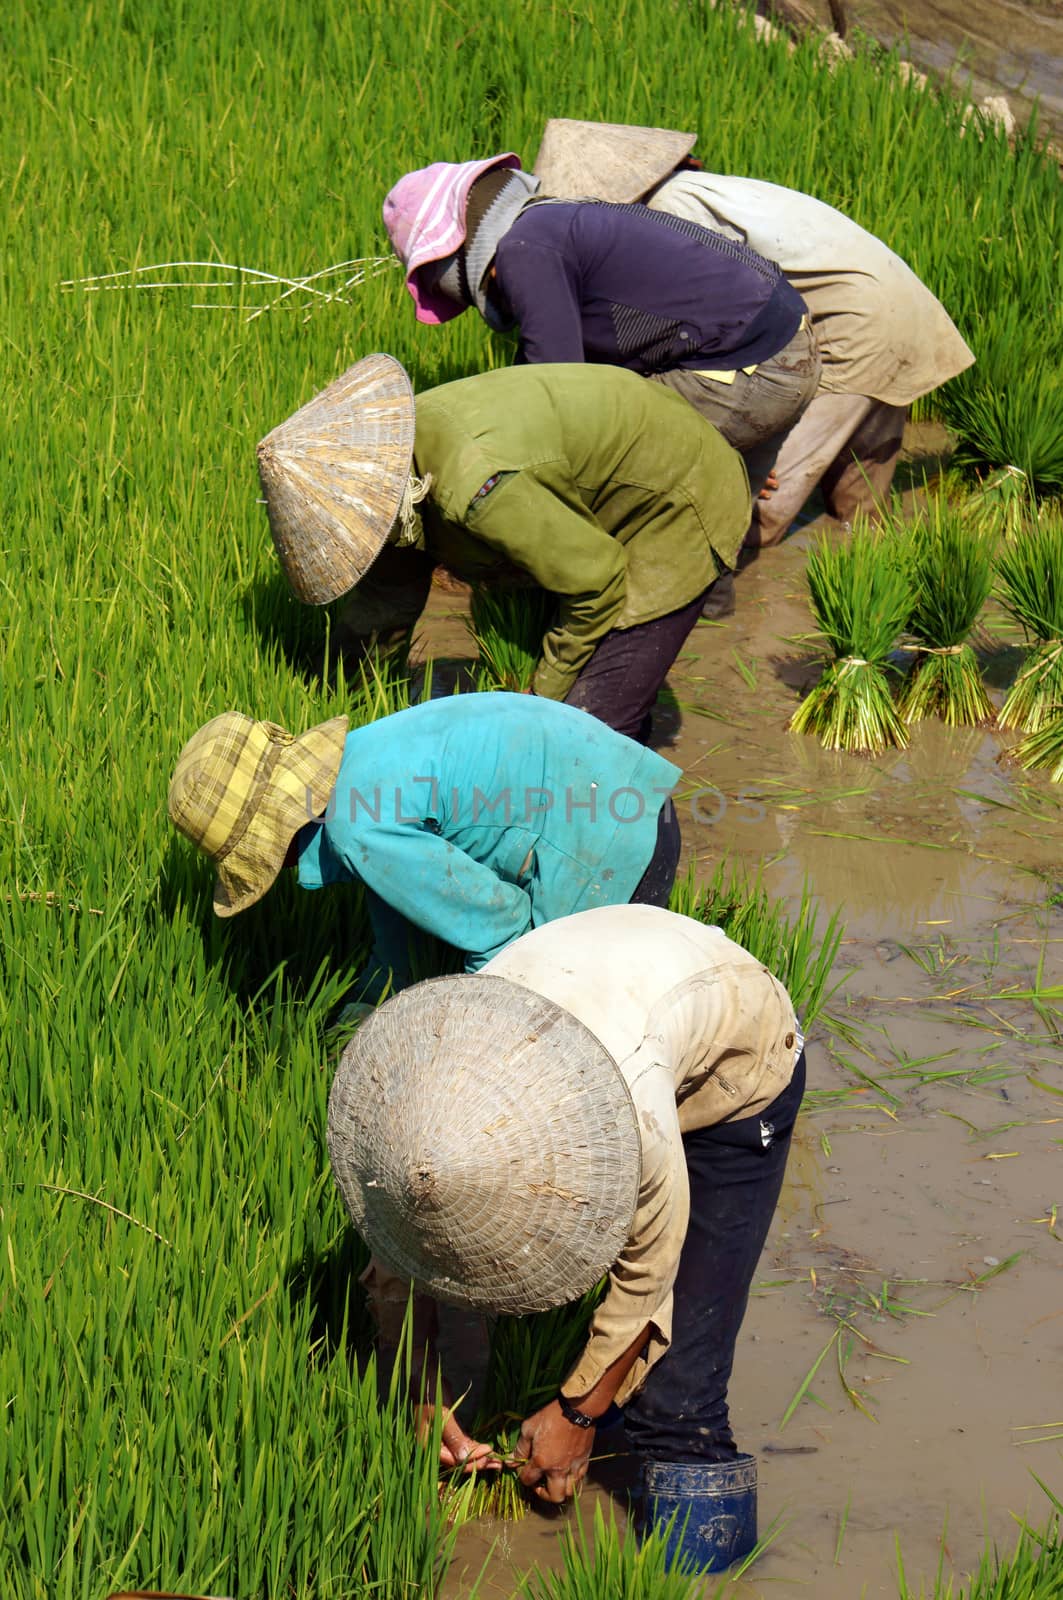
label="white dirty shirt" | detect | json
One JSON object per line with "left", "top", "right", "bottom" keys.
{"left": 486, "top": 904, "right": 799, "bottom": 1404}
{"left": 649, "top": 172, "right": 973, "bottom": 406}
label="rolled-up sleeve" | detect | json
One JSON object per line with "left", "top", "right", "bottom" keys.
{"left": 561, "top": 1049, "right": 689, "bottom": 1405}
{"left": 464, "top": 471, "right": 627, "bottom": 699}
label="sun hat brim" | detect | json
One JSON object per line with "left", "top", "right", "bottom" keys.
{"left": 327, "top": 974, "right": 642, "bottom": 1314}
{"left": 213, "top": 714, "right": 349, "bottom": 917}
{"left": 384, "top": 154, "right": 523, "bottom": 325}
{"left": 533, "top": 119, "right": 696, "bottom": 203}
{"left": 256, "top": 355, "right": 415, "bottom": 606}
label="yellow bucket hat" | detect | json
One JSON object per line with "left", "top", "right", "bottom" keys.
{"left": 168, "top": 711, "right": 349, "bottom": 917}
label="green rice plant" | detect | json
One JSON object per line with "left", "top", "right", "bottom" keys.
{"left": 669, "top": 859, "right": 845, "bottom": 1030}
{"left": 790, "top": 528, "right": 913, "bottom": 754}
{"left": 897, "top": 1513, "right": 1063, "bottom": 1598}
{"left": 996, "top": 513, "right": 1063, "bottom": 731}
{"left": 467, "top": 584, "right": 556, "bottom": 692}
{"left": 941, "top": 301, "right": 1063, "bottom": 497}
{"left": 898, "top": 500, "right": 996, "bottom": 726}
{"left": 515, "top": 1503, "right": 703, "bottom": 1598}
{"left": 452, "top": 1282, "right": 606, "bottom": 1521}
{"left": 1013, "top": 716, "right": 1063, "bottom": 784}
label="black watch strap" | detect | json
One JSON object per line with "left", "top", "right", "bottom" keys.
{"left": 557, "top": 1392, "right": 596, "bottom": 1429}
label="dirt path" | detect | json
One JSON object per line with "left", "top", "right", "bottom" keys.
{"left": 415, "top": 454, "right": 1063, "bottom": 1596}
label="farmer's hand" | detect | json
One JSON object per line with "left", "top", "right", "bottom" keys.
{"left": 757, "top": 470, "right": 780, "bottom": 501}
{"left": 513, "top": 1399, "right": 594, "bottom": 1504}
{"left": 413, "top": 1370, "right": 499, "bottom": 1475}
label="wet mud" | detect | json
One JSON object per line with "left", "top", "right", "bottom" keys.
{"left": 414, "top": 426, "right": 1063, "bottom": 1597}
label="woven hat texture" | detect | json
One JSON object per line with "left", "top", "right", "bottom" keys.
{"left": 327, "top": 975, "right": 642, "bottom": 1314}
{"left": 168, "top": 711, "right": 348, "bottom": 917}
{"left": 533, "top": 118, "right": 696, "bottom": 203}
{"left": 257, "top": 355, "right": 414, "bottom": 606}
{"left": 383, "top": 154, "right": 522, "bottom": 324}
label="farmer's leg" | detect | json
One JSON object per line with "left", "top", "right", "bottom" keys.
{"left": 624, "top": 1053, "right": 807, "bottom": 1463}
{"left": 819, "top": 400, "right": 907, "bottom": 524}
{"left": 628, "top": 798, "right": 682, "bottom": 908}
{"left": 564, "top": 586, "right": 710, "bottom": 743}
{"left": 745, "top": 391, "right": 874, "bottom": 552}
{"left": 651, "top": 320, "right": 820, "bottom": 497}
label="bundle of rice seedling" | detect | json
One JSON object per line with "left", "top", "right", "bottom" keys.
{"left": 966, "top": 464, "right": 1033, "bottom": 542}
{"left": 467, "top": 584, "right": 556, "bottom": 692}
{"left": 1013, "top": 717, "right": 1063, "bottom": 784}
{"left": 996, "top": 513, "right": 1063, "bottom": 733}
{"left": 790, "top": 528, "right": 913, "bottom": 754}
{"left": 899, "top": 501, "right": 996, "bottom": 727}
{"left": 451, "top": 1282, "right": 605, "bottom": 1521}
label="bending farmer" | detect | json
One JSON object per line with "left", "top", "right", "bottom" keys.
{"left": 327, "top": 902, "right": 806, "bottom": 1573}
{"left": 534, "top": 118, "right": 974, "bottom": 597}
{"left": 167, "top": 693, "right": 681, "bottom": 998}
{"left": 382, "top": 154, "right": 820, "bottom": 498}
{"left": 256, "top": 354, "right": 749, "bottom": 741}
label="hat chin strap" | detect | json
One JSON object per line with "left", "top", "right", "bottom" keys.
{"left": 393, "top": 472, "right": 432, "bottom": 547}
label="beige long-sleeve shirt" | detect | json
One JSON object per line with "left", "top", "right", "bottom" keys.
{"left": 649, "top": 172, "right": 973, "bottom": 406}
{"left": 363, "top": 903, "right": 800, "bottom": 1408}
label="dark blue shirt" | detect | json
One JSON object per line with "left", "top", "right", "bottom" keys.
{"left": 494, "top": 200, "right": 804, "bottom": 373}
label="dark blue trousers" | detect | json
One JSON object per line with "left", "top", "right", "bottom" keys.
{"left": 623, "top": 1053, "right": 806, "bottom": 1463}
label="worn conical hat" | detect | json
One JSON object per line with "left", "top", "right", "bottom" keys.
{"left": 533, "top": 118, "right": 696, "bottom": 203}
{"left": 327, "top": 975, "right": 642, "bottom": 1315}
{"left": 256, "top": 354, "right": 414, "bottom": 606}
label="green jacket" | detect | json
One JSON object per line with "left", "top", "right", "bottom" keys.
{"left": 344, "top": 364, "right": 749, "bottom": 699}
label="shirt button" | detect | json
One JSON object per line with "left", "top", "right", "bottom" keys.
{"left": 785, "top": 1032, "right": 795, "bottom": 1049}
{"left": 679, "top": 331, "right": 690, "bottom": 340}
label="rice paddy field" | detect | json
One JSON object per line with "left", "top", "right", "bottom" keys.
{"left": 4, "top": 1, "right": 1063, "bottom": 1596}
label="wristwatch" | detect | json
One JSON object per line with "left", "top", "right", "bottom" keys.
{"left": 556, "top": 1392, "right": 596, "bottom": 1430}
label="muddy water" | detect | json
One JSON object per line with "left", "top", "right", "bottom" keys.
{"left": 412, "top": 454, "right": 1063, "bottom": 1597}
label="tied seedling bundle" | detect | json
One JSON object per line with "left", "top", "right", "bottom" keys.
{"left": 899, "top": 501, "right": 996, "bottom": 727}
{"left": 468, "top": 584, "right": 556, "bottom": 692}
{"left": 996, "top": 512, "right": 1063, "bottom": 734}
{"left": 790, "top": 528, "right": 913, "bottom": 755}
{"left": 451, "top": 1282, "right": 605, "bottom": 1521}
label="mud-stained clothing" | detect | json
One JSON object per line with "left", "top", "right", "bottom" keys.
{"left": 340, "top": 364, "right": 749, "bottom": 708}
{"left": 648, "top": 172, "right": 973, "bottom": 404}
{"left": 295, "top": 695, "right": 679, "bottom": 993}
{"left": 482, "top": 904, "right": 801, "bottom": 1407}
{"left": 492, "top": 199, "right": 805, "bottom": 373}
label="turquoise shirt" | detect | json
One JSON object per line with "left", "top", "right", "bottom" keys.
{"left": 297, "top": 694, "right": 680, "bottom": 992}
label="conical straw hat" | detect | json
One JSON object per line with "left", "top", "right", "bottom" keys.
{"left": 256, "top": 353, "right": 415, "bottom": 606}
{"left": 533, "top": 118, "right": 696, "bottom": 203}
{"left": 327, "top": 975, "right": 642, "bottom": 1315}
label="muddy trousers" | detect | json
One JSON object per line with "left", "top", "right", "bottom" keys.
{"left": 623, "top": 1053, "right": 807, "bottom": 1464}
{"left": 746, "top": 392, "right": 908, "bottom": 551}
{"left": 650, "top": 319, "right": 822, "bottom": 498}
{"left": 564, "top": 584, "right": 714, "bottom": 743}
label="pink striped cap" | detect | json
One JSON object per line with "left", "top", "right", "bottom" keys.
{"left": 383, "top": 154, "right": 522, "bottom": 324}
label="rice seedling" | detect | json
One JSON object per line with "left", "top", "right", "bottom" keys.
{"left": 897, "top": 1510, "right": 1063, "bottom": 1598}
{"left": 942, "top": 300, "right": 1063, "bottom": 497}
{"left": 4, "top": 0, "right": 1063, "bottom": 1591}
{"left": 467, "top": 584, "right": 557, "bottom": 693}
{"left": 1014, "top": 717, "right": 1063, "bottom": 784}
{"left": 670, "top": 859, "right": 845, "bottom": 1030}
{"left": 515, "top": 1503, "right": 703, "bottom": 1598}
{"left": 996, "top": 513, "right": 1063, "bottom": 733}
{"left": 452, "top": 1283, "right": 606, "bottom": 1521}
{"left": 790, "top": 528, "right": 914, "bottom": 754}
{"left": 898, "top": 500, "right": 996, "bottom": 726}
